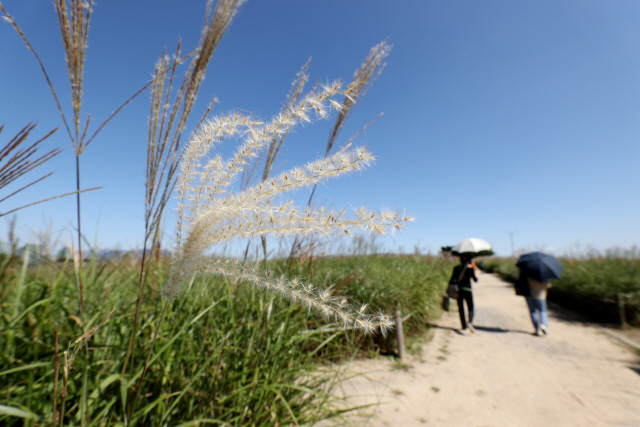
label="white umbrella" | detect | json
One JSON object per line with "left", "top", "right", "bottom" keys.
{"left": 452, "top": 238, "right": 492, "bottom": 255}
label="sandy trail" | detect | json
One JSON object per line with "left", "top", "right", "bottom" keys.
{"left": 334, "top": 273, "right": 640, "bottom": 427}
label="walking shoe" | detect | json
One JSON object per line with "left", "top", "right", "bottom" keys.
{"left": 534, "top": 328, "right": 541, "bottom": 336}
{"left": 468, "top": 324, "right": 475, "bottom": 333}
{"left": 541, "top": 325, "right": 548, "bottom": 335}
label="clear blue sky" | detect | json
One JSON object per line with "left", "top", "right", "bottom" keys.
{"left": 1, "top": 0, "right": 639, "bottom": 257}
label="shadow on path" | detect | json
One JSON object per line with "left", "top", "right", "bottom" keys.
{"left": 427, "top": 323, "right": 532, "bottom": 335}
{"left": 473, "top": 325, "right": 531, "bottom": 334}
{"left": 426, "top": 323, "right": 458, "bottom": 333}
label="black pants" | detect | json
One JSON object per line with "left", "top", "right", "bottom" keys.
{"left": 457, "top": 290, "right": 474, "bottom": 329}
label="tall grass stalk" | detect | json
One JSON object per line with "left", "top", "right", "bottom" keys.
{"left": 0, "top": 122, "right": 99, "bottom": 219}
{"left": 53, "top": 326, "right": 59, "bottom": 425}
{"left": 165, "top": 79, "right": 410, "bottom": 333}
{"left": 53, "top": 0, "right": 92, "bottom": 318}
{"left": 241, "top": 58, "right": 312, "bottom": 264}
{"left": 1, "top": 1, "right": 149, "bottom": 316}
{"left": 287, "top": 40, "right": 391, "bottom": 266}
{"left": 123, "top": 0, "right": 246, "bottom": 407}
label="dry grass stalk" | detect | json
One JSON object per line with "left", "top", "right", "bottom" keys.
{"left": 53, "top": 0, "right": 92, "bottom": 151}
{"left": 0, "top": 124, "right": 60, "bottom": 198}
{"left": 2, "top": 0, "right": 155, "bottom": 316}
{"left": 240, "top": 58, "right": 313, "bottom": 262}
{"left": 53, "top": 0, "right": 93, "bottom": 319}
{"left": 164, "top": 80, "right": 411, "bottom": 336}
{"left": 142, "top": 0, "right": 246, "bottom": 287}
{"left": 53, "top": 325, "right": 59, "bottom": 425}
{"left": 188, "top": 0, "right": 246, "bottom": 95}
{"left": 287, "top": 40, "right": 391, "bottom": 264}
{"left": 55, "top": 308, "right": 115, "bottom": 427}
{"left": 58, "top": 351, "right": 69, "bottom": 427}
{"left": 125, "top": 0, "right": 246, "bottom": 411}
{"left": 0, "top": 124, "right": 99, "bottom": 218}
{"left": 326, "top": 39, "right": 392, "bottom": 156}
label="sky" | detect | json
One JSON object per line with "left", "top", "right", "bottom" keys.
{"left": 1, "top": 0, "right": 639, "bottom": 257}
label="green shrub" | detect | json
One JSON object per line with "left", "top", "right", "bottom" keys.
{"left": 551, "top": 255, "right": 640, "bottom": 324}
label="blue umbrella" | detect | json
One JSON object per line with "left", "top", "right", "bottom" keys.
{"left": 516, "top": 252, "right": 563, "bottom": 282}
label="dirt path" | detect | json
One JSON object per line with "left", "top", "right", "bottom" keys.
{"left": 334, "top": 273, "right": 640, "bottom": 427}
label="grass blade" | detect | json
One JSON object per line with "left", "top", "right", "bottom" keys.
{"left": 0, "top": 404, "right": 39, "bottom": 420}
{"left": 0, "top": 362, "right": 51, "bottom": 378}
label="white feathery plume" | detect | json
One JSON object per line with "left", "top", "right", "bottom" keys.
{"left": 164, "top": 79, "right": 412, "bottom": 336}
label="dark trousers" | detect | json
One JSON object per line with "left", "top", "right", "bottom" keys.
{"left": 457, "top": 290, "right": 474, "bottom": 329}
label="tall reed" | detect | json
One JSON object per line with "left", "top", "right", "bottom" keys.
{"left": 123, "top": 0, "right": 245, "bottom": 390}
{"left": 2, "top": 2, "right": 159, "bottom": 424}
{"left": 1, "top": 1, "right": 414, "bottom": 424}
{"left": 165, "top": 80, "right": 409, "bottom": 333}
{"left": 1, "top": 0, "right": 149, "bottom": 316}
{"left": 241, "top": 58, "right": 312, "bottom": 264}
{"left": 288, "top": 40, "right": 392, "bottom": 266}
{"left": 126, "top": 78, "right": 411, "bottom": 417}
{"left": 0, "top": 124, "right": 58, "bottom": 214}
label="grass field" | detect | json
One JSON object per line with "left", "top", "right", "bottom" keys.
{"left": 0, "top": 1, "right": 425, "bottom": 422}
{"left": 0, "top": 251, "right": 452, "bottom": 426}
{"left": 0, "top": 1, "right": 423, "bottom": 423}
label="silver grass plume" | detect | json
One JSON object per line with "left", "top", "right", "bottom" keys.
{"left": 164, "top": 80, "right": 411, "bottom": 337}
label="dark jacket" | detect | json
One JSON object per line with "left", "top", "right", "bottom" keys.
{"left": 449, "top": 264, "right": 478, "bottom": 291}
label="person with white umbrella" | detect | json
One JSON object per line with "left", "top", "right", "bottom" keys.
{"left": 448, "top": 253, "right": 479, "bottom": 333}
{"left": 448, "top": 238, "right": 491, "bottom": 333}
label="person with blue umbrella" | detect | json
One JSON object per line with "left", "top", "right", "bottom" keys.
{"left": 516, "top": 252, "right": 564, "bottom": 336}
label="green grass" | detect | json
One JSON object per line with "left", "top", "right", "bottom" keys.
{"left": 0, "top": 2, "right": 437, "bottom": 425}
{"left": 483, "top": 258, "right": 519, "bottom": 282}
{"left": 551, "top": 254, "right": 640, "bottom": 324}
{"left": 283, "top": 254, "right": 453, "bottom": 352}
{"left": 484, "top": 252, "right": 640, "bottom": 325}
{"left": 0, "top": 251, "right": 450, "bottom": 426}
